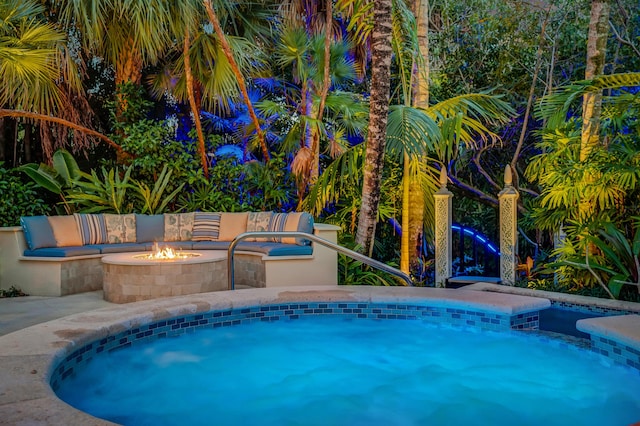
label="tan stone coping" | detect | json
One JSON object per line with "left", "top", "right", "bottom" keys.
{"left": 577, "top": 314, "right": 640, "bottom": 351}
{"left": 464, "top": 282, "right": 640, "bottom": 314}
{"left": 0, "top": 286, "right": 549, "bottom": 424}
{"left": 465, "top": 281, "right": 640, "bottom": 353}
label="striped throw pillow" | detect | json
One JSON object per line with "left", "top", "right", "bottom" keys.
{"left": 74, "top": 213, "right": 108, "bottom": 245}
{"left": 192, "top": 212, "right": 222, "bottom": 241}
{"left": 267, "top": 212, "right": 314, "bottom": 245}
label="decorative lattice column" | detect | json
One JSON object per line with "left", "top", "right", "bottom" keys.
{"left": 434, "top": 168, "right": 453, "bottom": 288}
{"left": 498, "top": 165, "right": 519, "bottom": 285}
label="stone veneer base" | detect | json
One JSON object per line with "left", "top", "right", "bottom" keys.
{"left": 102, "top": 251, "right": 228, "bottom": 303}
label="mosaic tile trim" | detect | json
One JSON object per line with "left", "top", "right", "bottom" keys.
{"left": 550, "top": 300, "right": 638, "bottom": 316}
{"left": 591, "top": 336, "right": 640, "bottom": 375}
{"left": 49, "top": 302, "right": 539, "bottom": 391}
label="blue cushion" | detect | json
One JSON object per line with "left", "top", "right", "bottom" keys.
{"left": 135, "top": 214, "right": 165, "bottom": 243}
{"left": 247, "top": 242, "right": 313, "bottom": 256}
{"left": 191, "top": 241, "right": 230, "bottom": 251}
{"left": 20, "top": 216, "right": 57, "bottom": 250}
{"left": 192, "top": 241, "right": 312, "bottom": 256}
{"left": 23, "top": 246, "right": 100, "bottom": 257}
{"left": 86, "top": 243, "right": 149, "bottom": 254}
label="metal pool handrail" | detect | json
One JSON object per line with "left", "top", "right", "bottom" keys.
{"left": 227, "top": 231, "right": 413, "bottom": 290}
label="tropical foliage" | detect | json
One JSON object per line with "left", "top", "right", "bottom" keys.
{"left": 2, "top": 0, "right": 640, "bottom": 296}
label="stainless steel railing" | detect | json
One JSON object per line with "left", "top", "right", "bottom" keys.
{"left": 227, "top": 231, "right": 413, "bottom": 290}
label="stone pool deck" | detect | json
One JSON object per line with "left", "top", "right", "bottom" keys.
{"left": 0, "top": 285, "right": 639, "bottom": 425}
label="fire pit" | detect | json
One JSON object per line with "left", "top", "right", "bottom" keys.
{"left": 102, "top": 248, "right": 227, "bottom": 304}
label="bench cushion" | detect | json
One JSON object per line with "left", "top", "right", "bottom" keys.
{"left": 192, "top": 241, "right": 312, "bottom": 256}
{"left": 86, "top": 243, "right": 149, "bottom": 254}
{"left": 241, "top": 242, "right": 313, "bottom": 256}
{"left": 136, "top": 214, "right": 164, "bottom": 243}
{"left": 23, "top": 246, "right": 101, "bottom": 257}
{"left": 20, "top": 216, "right": 57, "bottom": 250}
{"left": 48, "top": 215, "right": 83, "bottom": 247}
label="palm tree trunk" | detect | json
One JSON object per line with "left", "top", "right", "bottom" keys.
{"left": 310, "top": 0, "right": 333, "bottom": 183}
{"left": 581, "top": 0, "right": 609, "bottom": 162}
{"left": 405, "top": 0, "right": 429, "bottom": 273}
{"left": 355, "top": 0, "right": 394, "bottom": 256}
{"left": 203, "top": 0, "right": 270, "bottom": 162}
{"left": 183, "top": 28, "right": 209, "bottom": 178}
{"left": 580, "top": 0, "right": 610, "bottom": 221}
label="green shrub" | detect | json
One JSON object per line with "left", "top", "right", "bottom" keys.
{"left": 0, "top": 163, "right": 51, "bottom": 226}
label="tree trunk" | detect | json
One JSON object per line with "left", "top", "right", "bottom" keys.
{"left": 580, "top": 0, "right": 610, "bottom": 221}
{"left": 203, "top": 0, "right": 270, "bottom": 162}
{"left": 183, "top": 28, "right": 209, "bottom": 178}
{"left": 355, "top": 0, "right": 393, "bottom": 256}
{"left": 310, "top": 0, "right": 333, "bottom": 183}
{"left": 405, "top": 0, "right": 429, "bottom": 274}
{"left": 413, "top": 0, "right": 429, "bottom": 107}
{"left": 580, "top": 0, "right": 609, "bottom": 163}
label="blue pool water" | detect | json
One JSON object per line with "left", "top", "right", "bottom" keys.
{"left": 56, "top": 317, "right": 640, "bottom": 426}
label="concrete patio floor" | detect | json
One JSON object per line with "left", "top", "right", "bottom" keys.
{"left": 0, "top": 291, "right": 112, "bottom": 336}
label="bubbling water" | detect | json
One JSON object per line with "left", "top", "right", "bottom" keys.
{"left": 56, "top": 317, "right": 640, "bottom": 426}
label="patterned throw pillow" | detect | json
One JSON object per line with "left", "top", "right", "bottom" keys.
{"left": 104, "top": 214, "right": 137, "bottom": 244}
{"left": 192, "top": 212, "right": 222, "bottom": 241}
{"left": 267, "top": 212, "right": 314, "bottom": 245}
{"left": 74, "top": 213, "right": 108, "bottom": 245}
{"left": 47, "top": 215, "right": 83, "bottom": 247}
{"left": 164, "top": 213, "right": 194, "bottom": 242}
{"left": 245, "top": 211, "right": 273, "bottom": 241}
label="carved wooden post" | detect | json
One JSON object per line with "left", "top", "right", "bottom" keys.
{"left": 434, "top": 168, "right": 453, "bottom": 287}
{"left": 498, "top": 165, "right": 519, "bottom": 285}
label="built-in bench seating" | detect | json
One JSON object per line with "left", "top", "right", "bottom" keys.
{"left": 0, "top": 212, "right": 340, "bottom": 296}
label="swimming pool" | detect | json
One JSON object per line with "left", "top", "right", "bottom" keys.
{"left": 1, "top": 286, "right": 639, "bottom": 424}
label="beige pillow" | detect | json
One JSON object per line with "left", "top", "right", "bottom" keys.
{"left": 104, "top": 213, "right": 137, "bottom": 244}
{"left": 48, "top": 215, "right": 83, "bottom": 247}
{"left": 217, "top": 212, "right": 249, "bottom": 241}
{"left": 164, "top": 213, "right": 194, "bottom": 241}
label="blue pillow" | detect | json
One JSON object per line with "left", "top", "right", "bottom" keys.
{"left": 20, "top": 216, "right": 57, "bottom": 250}
{"left": 136, "top": 214, "right": 165, "bottom": 243}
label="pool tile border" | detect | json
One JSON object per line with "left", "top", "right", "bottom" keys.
{"left": 50, "top": 301, "right": 540, "bottom": 391}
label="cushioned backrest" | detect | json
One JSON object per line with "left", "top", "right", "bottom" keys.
{"left": 164, "top": 213, "right": 194, "bottom": 241}
{"left": 48, "top": 215, "right": 83, "bottom": 247}
{"left": 217, "top": 212, "right": 249, "bottom": 241}
{"left": 245, "top": 211, "right": 273, "bottom": 242}
{"left": 192, "top": 212, "right": 221, "bottom": 241}
{"left": 268, "top": 212, "right": 314, "bottom": 245}
{"left": 135, "top": 214, "right": 165, "bottom": 243}
{"left": 104, "top": 213, "right": 137, "bottom": 244}
{"left": 74, "top": 213, "right": 108, "bottom": 245}
{"left": 20, "top": 216, "right": 57, "bottom": 250}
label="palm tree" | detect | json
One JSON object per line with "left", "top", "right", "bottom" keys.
{"left": 354, "top": 0, "right": 394, "bottom": 256}
{"left": 0, "top": 0, "right": 120, "bottom": 161}
{"left": 265, "top": 24, "right": 358, "bottom": 208}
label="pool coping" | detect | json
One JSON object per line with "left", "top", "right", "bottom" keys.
{"left": 0, "top": 284, "right": 633, "bottom": 425}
